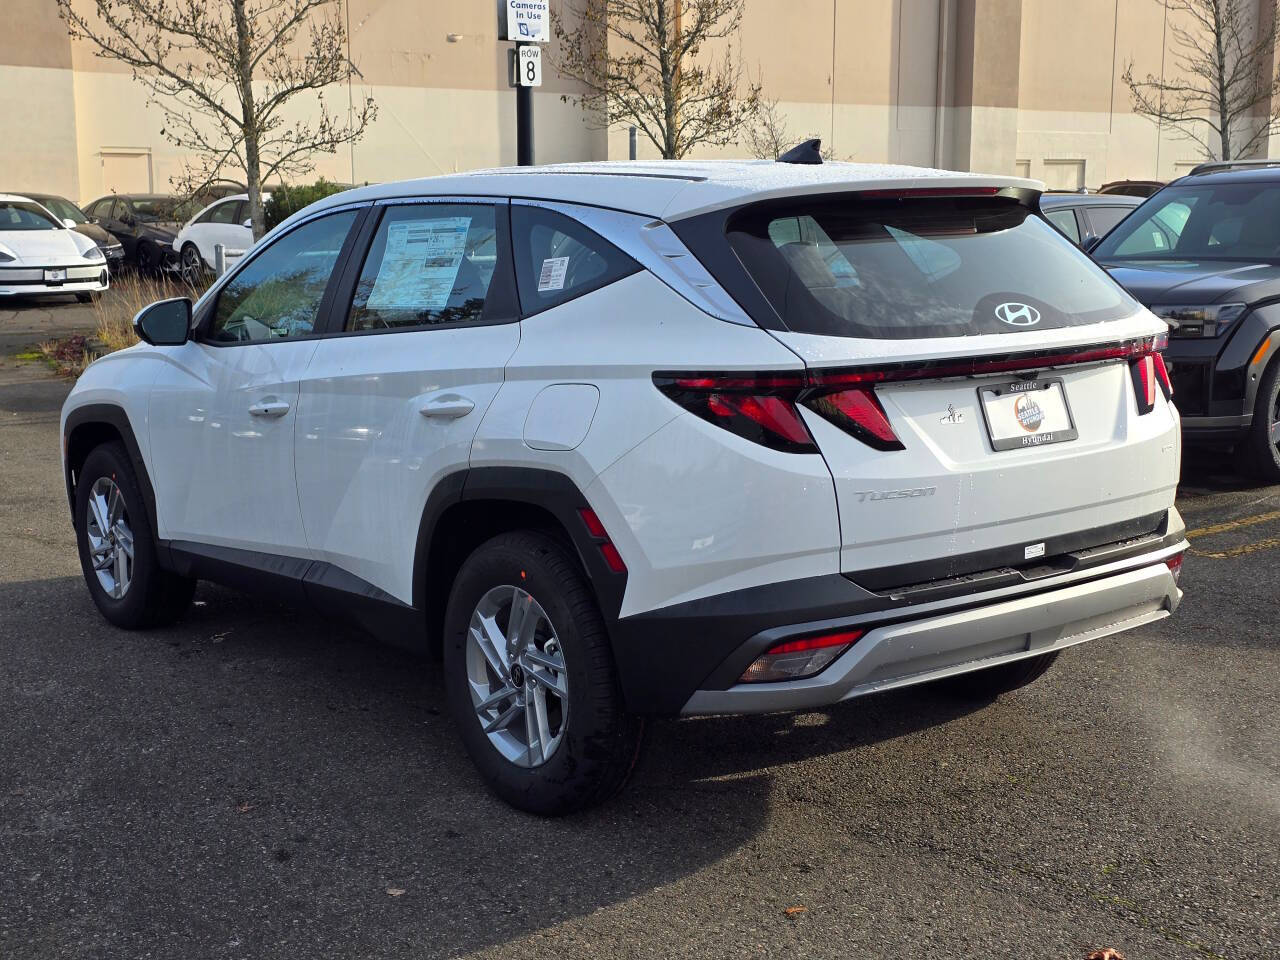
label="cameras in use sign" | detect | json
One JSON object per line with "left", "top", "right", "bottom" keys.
{"left": 503, "top": 0, "right": 549, "bottom": 43}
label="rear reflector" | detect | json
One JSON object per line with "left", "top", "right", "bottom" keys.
{"left": 579, "top": 508, "right": 627, "bottom": 575}
{"left": 1153, "top": 352, "right": 1173, "bottom": 397}
{"left": 739, "top": 629, "right": 864, "bottom": 683}
{"left": 1166, "top": 552, "right": 1184, "bottom": 584}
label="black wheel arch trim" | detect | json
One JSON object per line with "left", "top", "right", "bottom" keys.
{"left": 63, "top": 403, "right": 159, "bottom": 536}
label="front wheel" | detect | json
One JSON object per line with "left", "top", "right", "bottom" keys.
{"left": 75, "top": 292, "right": 101, "bottom": 304}
{"left": 936, "top": 652, "right": 1059, "bottom": 700}
{"left": 1235, "top": 355, "right": 1280, "bottom": 483}
{"left": 442, "top": 531, "right": 643, "bottom": 815}
{"left": 179, "top": 243, "right": 206, "bottom": 286}
{"left": 74, "top": 441, "right": 195, "bottom": 628}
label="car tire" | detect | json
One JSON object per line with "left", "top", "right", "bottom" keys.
{"left": 1235, "top": 355, "right": 1280, "bottom": 483}
{"left": 936, "top": 652, "right": 1060, "bottom": 700}
{"left": 74, "top": 441, "right": 196, "bottom": 629}
{"left": 442, "top": 531, "right": 644, "bottom": 815}
{"left": 179, "top": 243, "right": 207, "bottom": 286}
{"left": 135, "top": 242, "right": 157, "bottom": 276}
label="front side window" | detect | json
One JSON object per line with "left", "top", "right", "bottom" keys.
{"left": 1096, "top": 183, "right": 1280, "bottom": 261}
{"left": 208, "top": 200, "right": 241, "bottom": 225}
{"left": 1084, "top": 205, "right": 1131, "bottom": 238}
{"left": 208, "top": 210, "right": 356, "bottom": 343}
{"left": 346, "top": 204, "right": 500, "bottom": 331}
{"left": 38, "top": 197, "right": 88, "bottom": 224}
{"left": 511, "top": 205, "right": 639, "bottom": 314}
{"left": 725, "top": 194, "right": 1136, "bottom": 339}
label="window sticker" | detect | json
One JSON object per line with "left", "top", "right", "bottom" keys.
{"left": 537, "top": 256, "right": 569, "bottom": 292}
{"left": 366, "top": 217, "right": 472, "bottom": 311}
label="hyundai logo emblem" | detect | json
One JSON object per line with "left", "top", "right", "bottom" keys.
{"left": 995, "top": 302, "right": 1041, "bottom": 327}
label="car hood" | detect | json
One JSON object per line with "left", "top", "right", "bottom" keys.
{"left": 1099, "top": 259, "right": 1280, "bottom": 306}
{"left": 73, "top": 222, "right": 118, "bottom": 247}
{"left": 137, "top": 221, "right": 182, "bottom": 240}
{"left": 0, "top": 227, "right": 92, "bottom": 264}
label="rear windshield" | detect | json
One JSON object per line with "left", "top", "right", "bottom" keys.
{"left": 725, "top": 195, "right": 1136, "bottom": 338}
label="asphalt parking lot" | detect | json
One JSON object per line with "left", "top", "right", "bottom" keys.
{"left": 0, "top": 301, "right": 1276, "bottom": 960}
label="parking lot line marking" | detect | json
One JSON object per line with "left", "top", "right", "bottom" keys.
{"left": 1185, "top": 509, "right": 1280, "bottom": 539}
{"left": 1191, "top": 535, "right": 1280, "bottom": 559}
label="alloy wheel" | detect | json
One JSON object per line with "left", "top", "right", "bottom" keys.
{"left": 465, "top": 585, "right": 569, "bottom": 768}
{"left": 180, "top": 245, "right": 203, "bottom": 285}
{"left": 84, "top": 476, "right": 134, "bottom": 599}
{"left": 1271, "top": 392, "right": 1280, "bottom": 451}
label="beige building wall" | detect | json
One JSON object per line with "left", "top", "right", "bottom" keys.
{"left": 1, "top": 0, "right": 1275, "bottom": 205}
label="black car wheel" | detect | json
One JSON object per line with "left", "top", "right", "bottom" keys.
{"left": 135, "top": 242, "right": 157, "bottom": 276}
{"left": 1237, "top": 355, "right": 1280, "bottom": 483}
{"left": 75, "top": 292, "right": 101, "bottom": 304}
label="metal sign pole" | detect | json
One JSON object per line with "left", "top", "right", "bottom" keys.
{"left": 517, "top": 42, "right": 534, "bottom": 166}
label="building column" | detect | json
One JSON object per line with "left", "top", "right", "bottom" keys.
{"left": 944, "top": 0, "right": 1022, "bottom": 174}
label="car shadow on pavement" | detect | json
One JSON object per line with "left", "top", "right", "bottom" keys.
{"left": 0, "top": 572, "right": 994, "bottom": 958}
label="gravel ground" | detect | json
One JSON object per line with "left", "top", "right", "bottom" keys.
{"left": 0, "top": 308, "right": 1276, "bottom": 960}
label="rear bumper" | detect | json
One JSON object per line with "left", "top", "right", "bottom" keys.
{"left": 682, "top": 551, "right": 1182, "bottom": 715}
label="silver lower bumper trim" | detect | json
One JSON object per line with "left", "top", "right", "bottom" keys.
{"left": 682, "top": 561, "right": 1181, "bottom": 715}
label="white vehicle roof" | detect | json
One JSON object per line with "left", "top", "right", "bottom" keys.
{"left": 312, "top": 160, "right": 1044, "bottom": 223}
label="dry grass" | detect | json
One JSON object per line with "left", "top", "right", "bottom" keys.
{"left": 36, "top": 270, "right": 213, "bottom": 378}
{"left": 91, "top": 271, "right": 212, "bottom": 354}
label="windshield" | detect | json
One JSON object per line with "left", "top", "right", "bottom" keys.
{"left": 0, "top": 201, "right": 62, "bottom": 231}
{"left": 1094, "top": 182, "right": 1280, "bottom": 262}
{"left": 726, "top": 195, "right": 1137, "bottom": 339}
{"left": 35, "top": 196, "right": 87, "bottom": 224}
{"left": 132, "top": 198, "right": 195, "bottom": 222}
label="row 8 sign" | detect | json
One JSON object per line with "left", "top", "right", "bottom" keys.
{"left": 502, "top": 0, "right": 549, "bottom": 43}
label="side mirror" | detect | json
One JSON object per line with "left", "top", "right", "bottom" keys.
{"left": 242, "top": 218, "right": 253, "bottom": 228}
{"left": 121, "top": 214, "right": 135, "bottom": 226}
{"left": 133, "top": 297, "right": 191, "bottom": 346}
{"left": 62, "top": 218, "right": 78, "bottom": 230}
{"left": 1081, "top": 235, "right": 1102, "bottom": 254}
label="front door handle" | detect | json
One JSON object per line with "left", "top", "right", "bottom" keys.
{"left": 248, "top": 399, "right": 291, "bottom": 418}
{"left": 419, "top": 394, "right": 475, "bottom": 420}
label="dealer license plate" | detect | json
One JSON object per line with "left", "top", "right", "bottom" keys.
{"left": 978, "top": 378, "right": 1078, "bottom": 451}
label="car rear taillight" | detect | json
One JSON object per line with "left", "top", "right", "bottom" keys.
{"left": 803, "top": 387, "right": 904, "bottom": 451}
{"left": 1130, "top": 339, "right": 1172, "bottom": 415}
{"left": 739, "top": 629, "right": 864, "bottom": 683}
{"left": 652, "top": 372, "right": 818, "bottom": 453}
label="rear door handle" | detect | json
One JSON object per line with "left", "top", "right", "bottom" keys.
{"left": 419, "top": 394, "right": 475, "bottom": 420}
{"left": 248, "top": 399, "right": 291, "bottom": 418}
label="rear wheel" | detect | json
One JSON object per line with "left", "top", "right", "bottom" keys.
{"left": 937, "top": 652, "right": 1059, "bottom": 700}
{"left": 442, "top": 531, "right": 643, "bottom": 815}
{"left": 1235, "top": 355, "right": 1280, "bottom": 483}
{"left": 74, "top": 442, "right": 195, "bottom": 629}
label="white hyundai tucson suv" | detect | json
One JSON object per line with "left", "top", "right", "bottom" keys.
{"left": 61, "top": 155, "right": 1187, "bottom": 815}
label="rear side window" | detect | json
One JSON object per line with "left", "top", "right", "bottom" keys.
{"left": 511, "top": 205, "right": 639, "bottom": 314}
{"left": 725, "top": 195, "right": 1136, "bottom": 339}
{"left": 1083, "top": 205, "right": 1131, "bottom": 237}
{"left": 346, "top": 203, "right": 501, "bottom": 331}
{"left": 1044, "top": 208, "right": 1080, "bottom": 243}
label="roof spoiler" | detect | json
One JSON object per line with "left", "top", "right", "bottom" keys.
{"left": 777, "top": 139, "right": 823, "bottom": 165}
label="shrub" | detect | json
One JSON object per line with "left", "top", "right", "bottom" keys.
{"left": 264, "top": 179, "right": 351, "bottom": 230}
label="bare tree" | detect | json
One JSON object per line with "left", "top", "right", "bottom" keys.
{"left": 552, "top": 0, "right": 761, "bottom": 160}
{"left": 56, "top": 0, "right": 376, "bottom": 239}
{"left": 744, "top": 93, "right": 829, "bottom": 160}
{"left": 1123, "top": 0, "right": 1280, "bottom": 161}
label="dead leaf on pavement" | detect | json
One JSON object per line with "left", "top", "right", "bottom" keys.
{"left": 1085, "top": 949, "right": 1126, "bottom": 960}
{"left": 386, "top": 888, "right": 406, "bottom": 897}
{"left": 784, "top": 905, "right": 808, "bottom": 915}
{"left": 235, "top": 802, "right": 255, "bottom": 813}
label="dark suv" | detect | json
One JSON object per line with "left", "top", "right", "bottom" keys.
{"left": 1091, "top": 164, "right": 1280, "bottom": 479}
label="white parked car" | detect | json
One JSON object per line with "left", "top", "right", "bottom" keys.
{"left": 0, "top": 194, "right": 110, "bottom": 301}
{"left": 173, "top": 193, "right": 264, "bottom": 282}
{"left": 61, "top": 156, "right": 1187, "bottom": 814}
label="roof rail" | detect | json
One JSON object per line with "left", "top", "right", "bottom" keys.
{"left": 1187, "top": 158, "right": 1280, "bottom": 176}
